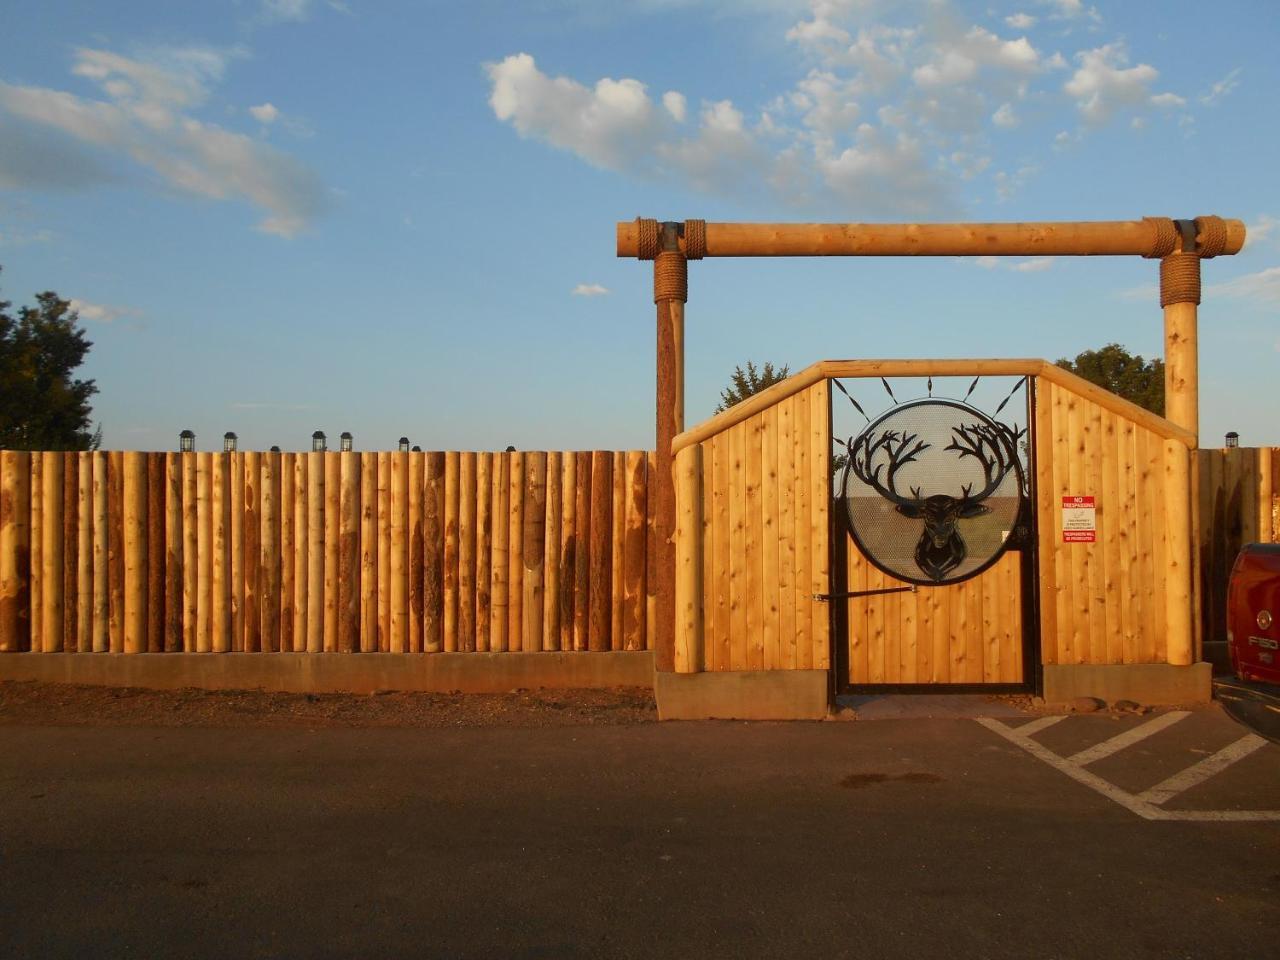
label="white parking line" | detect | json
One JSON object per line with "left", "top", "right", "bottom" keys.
{"left": 1138, "top": 734, "right": 1270, "bottom": 806}
{"left": 1014, "top": 716, "right": 1068, "bottom": 737}
{"left": 976, "top": 717, "right": 1280, "bottom": 822}
{"left": 1068, "top": 711, "right": 1190, "bottom": 765}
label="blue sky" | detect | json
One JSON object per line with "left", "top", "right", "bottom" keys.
{"left": 0, "top": 0, "right": 1276, "bottom": 451}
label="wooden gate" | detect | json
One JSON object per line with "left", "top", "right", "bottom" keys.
{"left": 834, "top": 516, "right": 1033, "bottom": 689}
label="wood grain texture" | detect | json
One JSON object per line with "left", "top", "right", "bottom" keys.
{"left": 423, "top": 452, "right": 445, "bottom": 652}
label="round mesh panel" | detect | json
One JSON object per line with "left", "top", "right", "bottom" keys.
{"left": 840, "top": 399, "right": 1025, "bottom": 585}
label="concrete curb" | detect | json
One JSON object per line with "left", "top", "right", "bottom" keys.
{"left": 0, "top": 652, "right": 655, "bottom": 695}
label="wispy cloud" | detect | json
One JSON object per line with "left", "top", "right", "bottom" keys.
{"left": 972, "top": 256, "right": 1056, "bottom": 272}
{"left": 0, "top": 45, "right": 327, "bottom": 236}
{"left": 571, "top": 283, "right": 610, "bottom": 297}
{"left": 1199, "top": 67, "right": 1242, "bottom": 106}
{"left": 0, "top": 226, "right": 54, "bottom": 246}
{"left": 230, "top": 401, "right": 317, "bottom": 411}
{"left": 68, "top": 297, "right": 143, "bottom": 324}
{"left": 1207, "top": 267, "right": 1280, "bottom": 305}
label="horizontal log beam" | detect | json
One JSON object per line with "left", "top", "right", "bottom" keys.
{"left": 618, "top": 219, "right": 1246, "bottom": 259}
{"left": 671, "top": 358, "right": 1197, "bottom": 453}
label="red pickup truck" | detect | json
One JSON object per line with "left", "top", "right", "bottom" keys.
{"left": 1215, "top": 543, "right": 1280, "bottom": 742}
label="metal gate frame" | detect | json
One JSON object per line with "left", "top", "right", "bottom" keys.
{"left": 829, "top": 376, "right": 1043, "bottom": 696}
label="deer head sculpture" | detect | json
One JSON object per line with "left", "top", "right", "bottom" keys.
{"left": 847, "top": 422, "right": 1021, "bottom": 582}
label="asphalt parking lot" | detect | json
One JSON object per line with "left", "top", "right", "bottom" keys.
{"left": 2, "top": 701, "right": 1278, "bottom": 959}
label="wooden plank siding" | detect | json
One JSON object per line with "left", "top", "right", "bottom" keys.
{"left": 687, "top": 379, "right": 832, "bottom": 671}
{"left": 0, "top": 449, "right": 655, "bottom": 656}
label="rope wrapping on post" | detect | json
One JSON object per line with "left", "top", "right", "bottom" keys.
{"left": 1160, "top": 252, "right": 1201, "bottom": 307}
{"left": 1195, "top": 215, "right": 1228, "bottom": 259}
{"left": 635, "top": 218, "right": 660, "bottom": 260}
{"left": 1143, "top": 217, "right": 1178, "bottom": 259}
{"left": 653, "top": 251, "right": 688, "bottom": 303}
{"left": 683, "top": 219, "right": 706, "bottom": 260}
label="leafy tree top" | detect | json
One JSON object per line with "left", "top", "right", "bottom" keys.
{"left": 716, "top": 360, "right": 791, "bottom": 413}
{"left": 1055, "top": 343, "right": 1164, "bottom": 416}
{"left": 0, "top": 269, "right": 100, "bottom": 451}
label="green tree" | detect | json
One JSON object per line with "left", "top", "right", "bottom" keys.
{"left": 716, "top": 360, "right": 790, "bottom": 413}
{"left": 0, "top": 269, "right": 101, "bottom": 450}
{"left": 1055, "top": 343, "right": 1164, "bottom": 415}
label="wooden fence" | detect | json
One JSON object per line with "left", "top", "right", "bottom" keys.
{"left": 0, "top": 450, "right": 654, "bottom": 655}
{"left": 1196, "top": 446, "right": 1277, "bottom": 651}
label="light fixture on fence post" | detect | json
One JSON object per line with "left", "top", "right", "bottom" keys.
{"left": 398, "top": 437, "right": 410, "bottom": 453}
{"left": 411, "top": 445, "right": 421, "bottom": 452}
{"left": 1225, "top": 431, "right": 1240, "bottom": 448}
{"left": 179, "top": 429, "right": 195, "bottom": 452}
{"left": 270, "top": 445, "right": 281, "bottom": 453}
{"left": 223, "top": 432, "right": 237, "bottom": 452}
{"left": 340, "top": 431, "right": 353, "bottom": 453}
{"left": 312, "top": 430, "right": 327, "bottom": 452}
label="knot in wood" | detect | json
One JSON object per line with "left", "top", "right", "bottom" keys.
{"left": 1160, "top": 252, "right": 1201, "bottom": 307}
{"left": 636, "top": 218, "right": 661, "bottom": 260}
{"left": 653, "top": 251, "right": 687, "bottom": 303}
{"left": 1194, "top": 215, "right": 1228, "bottom": 259}
{"left": 683, "top": 219, "right": 706, "bottom": 260}
{"left": 1142, "top": 217, "right": 1177, "bottom": 259}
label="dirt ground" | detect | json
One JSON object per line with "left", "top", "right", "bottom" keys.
{"left": 0, "top": 680, "right": 657, "bottom": 728}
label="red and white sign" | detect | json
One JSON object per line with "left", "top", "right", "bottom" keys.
{"left": 1062, "top": 496, "right": 1096, "bottom": 542}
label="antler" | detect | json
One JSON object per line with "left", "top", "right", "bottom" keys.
{"left": 945, "top": 423, "right": 1018, "bottom": 503}
{"left": 848, "top": 429, "right": 930, "bottom": 506}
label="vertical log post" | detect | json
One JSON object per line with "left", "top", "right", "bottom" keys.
{"left": 507, "top": 452, "right": 524, "bottom": 652}
{"left": 291, "top": 453, "right": 306, "bottom": 652}
{"left": 93, "top": 452, "right": 108, "bottom": 652}
{"left": 674, "top": 443, "right": 704, "bottom": 673}
{"left": 521, "top": 451, "right": 546, "bottom": 652}
{"left": 542, "top": 451, "right": 562, "bottom": 651}
{"left": 423, "top": 452, "right": 445, "bottom": 652}
{"left": 107, "top": 452, "right": 124, "bottom": 652}
{"left": 231, "top": 452, "right": 245, "bottom": 651}
{"left": 489, "top": 452, "right": 509, "bottom": 652}
{"left": 360, "top": 451, "right": 378, "bottom": 652}
{"left": 243, "top": 451, "right": 260, "bottom": 652}
{"left": 458, "top": 451, "right": 476, "bottom": 652}
{"left": 182, "top": 451, "right": 198, "bottom": 650}
{"left": 572, "top": 452, "right": 591, "bottom": 651}
{"left": 390, "top": 450, "right": 409, "bottom": 653}
{"left": 280, "top": 452, "right": 296, "bottom": 653}
{"left": 338, "top": 450, "right": 360, "bottom": 653}
{"left": 0, "top": 452, "right": 31, "bottom": 652}
{"left": 475, "top": 451, "right": 492, "bottom": 652}
{"left": 408, "top": 451, "right": 424, "bottom": 653}
{"left": 62, "top": 453, "right": 76, "bottom": 652}
{"left": 442, "top": 451, "right": 460, "bottom": 652}
{"left": 42, "top": 451, "right": 65, "bottom": 652}
{"left": 1153, "top": 216, "right": 1227, "bottom": 667}
{"left": 307, "top": 452, "right": 325, "bottom": 653}
{"left": 196, "top": 452, "right": 212, "bottom": 652}
{"left": 77, "top": 454, "right": 94, "bottom": 652}
{"left": 324, "top": 452, "right": 340, "bottom": 652}
{"left": 377, "top": 452, "right": 390, "bottom": 652}
{"left": 261, "top": 450, "right": 280, "bottom": 653}
{"left": 645, "top": 219, "right": 699, "bottom": 672}
{"left": 162, "top": 452, "right": 182, "bottom": 652}
{"left": 622, "top": 450, "right": 647, "bottom": 651}
{"left": 30, "top": 455, "right": 42, "bottom": 651}
{"left": 122, "top": 451, "right": 146, "bottom": 654}
{"left": 588, "top": 450, "right": 612, "bottom": 651}
{"left": 558, "top": 453, "right": 576, "bottom": 653}
{"left": 146, "top": 455, "right": 163, "bottom": 652}
{"left": 213, "top": 453, "right": 231, "bottom": 652}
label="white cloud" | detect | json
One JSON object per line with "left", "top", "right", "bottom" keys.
{"left": 1199, "top": 67, "right": 1242, "bottom": 106}
{"left": 1064, "top": 43, "right": 1176, "bottom": 125}
{"left": 261, "top": 0, "right": 312, "bottom": 22}
{"left": 662, "top": 90, "right": 687, "bottom": 123}
{"left": 969, "top": 256, "right": 1055, "bottom": 272}
{"left": 0, "top": 227, "right": 54, "bottom": 246}
{"left": 1245, "top": 215, "right": 1277, "bottom": 250}
{"left": 1207, "top": 267, "right": 1280, "bottom": 305}
{"left": 0, "top": 47, "right": 326, "bottom": 236}
{"left": 488, "top": 2, "right": 1193, "bottom": 213}
{"left": 571, "top": 283, "right": 609, "bottom": 296}
{"left": 249, "top": 102, "right": 280, "bottom": 124}
{"left": 68, "top": 297, "right": 142, "bottom": 323}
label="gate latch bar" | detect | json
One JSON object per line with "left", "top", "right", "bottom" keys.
{"left": 814, "top": 585, "right": 919, "bottom": 602}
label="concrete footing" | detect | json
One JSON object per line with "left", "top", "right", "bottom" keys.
{"left": 654, "top": 670, "right": 829, "bottom": 720}
{"left": 0, "top": 652, "right": 655, "bottom": 695}
{"left": 1041, "top": 662, "right": 1212, "bottom": 706}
